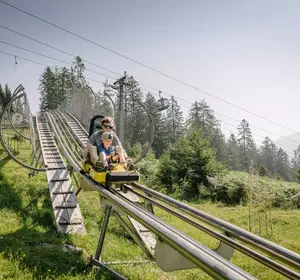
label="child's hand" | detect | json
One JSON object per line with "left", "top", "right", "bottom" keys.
{"left": 112, "top": 155, "right": 119, "bottom": 162}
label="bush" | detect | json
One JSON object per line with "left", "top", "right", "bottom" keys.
{"left": 259, "top": 165, "right": 268, "bottom": 177}
{"left": 211, "top": 171, "right": 300, "bottom": 209}
{"left": 211, "top": 173, "right": 248, "bottom": 205}
{"left": 126, "top": 143, "right": 142, "bottom": 159}
{"left": 273, "top": 186, "right": 300, "bottom": 209}
{"left": 136, "top": 149, "right": 160, "bottom": 187}
{"left": 157, "top": 129, "right": 225, "bottom": 199}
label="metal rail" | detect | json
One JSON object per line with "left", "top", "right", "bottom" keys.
{"left": 123, "top": 185, "right": 300, "bottom": 279}
{"left": 48, "top": 111, "right": 300, "bottom": 279}
{"left": 0, "top": 88, "right": 46, "bottom": 172}
{"left": 46, "top": 111, "right": 256, "bottom": 280}
{"left": 131, "top": 182, "right": 300, "bottom": 269}
{"left": 6, "top": 90, "right": 297, "bottom": 278}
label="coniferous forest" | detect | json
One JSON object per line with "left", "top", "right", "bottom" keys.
{"left": 2, "top": 56, "right": 300, "bottom": 207}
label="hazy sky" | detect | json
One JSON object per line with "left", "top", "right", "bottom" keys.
{"left": 0, "top": 0, "right": 300, "bottom": 153}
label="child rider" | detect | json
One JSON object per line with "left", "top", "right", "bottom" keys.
{"left": 96, "top": 132, "right": 118, "bottom": 171}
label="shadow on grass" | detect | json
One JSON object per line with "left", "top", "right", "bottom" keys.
{"left": 0, "top": 226, "right": 115, "bottom": 279}
{"left": 0, "top": 154, "right": 11, "bottom": 166}
{"left": 0, "top": 156, "right": 23, "bottom": 214}
{"left": 0, "top": 157, "right": 114, "bottom": 279}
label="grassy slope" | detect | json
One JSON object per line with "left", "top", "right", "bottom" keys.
{"left": 0, "top": 154, "right": 299, "bottom": 279}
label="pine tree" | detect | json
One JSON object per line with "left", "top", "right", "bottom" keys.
{"left": 0, "top": 84, "right": 4, "bottom": 113}
{"left": 165, "top": 96, "right": 183, "bottom": 140}
{"left": 70, "top": 66, "right": 76, "bottom": 86}
{"left": 291, "top": 145, "right": 300, "bottom": 181}
{"left": 259, "top": 136, "right": 277, "bottom": 174}
{"left": 189, "top": 100, "right": 218, "bottom": 133}
{"left": 39, "top": 57, "right": 89, "bottom": 112}
{"left": 292, "top": 145, "right": 300, "bottom": 168}
{"left": 52, "top": 67, "right": 60, "bottom": 109}
{"left": 0, "top": 84, "right": 10, "bottom": 112}
{"left": 237, "top": 119, "right": 256, "bottom": 171}
{"left": 121, "top": 75, "right": 148, "bottom": 146}
{"left": 210, "top": 124, "right": 228, "bottom": 163}
{"left": 38, "top": 66, "right": 68, "bottom": 111}
{"left": 144, "top": 92, "right": 165, "bottom": 157}
{"left": 57, "top": 66, "right": 73, "bottom": 110}
{"left": 188, "top": 99, "right": 227, "bottom": 163}
{"left": 39, "top": 67, "right": 54, "bottom": 111}
{"left": 227, "top": 133, "right": 240, "bottom": 170}
{"left": 275, "top": 148, "right": 291, "bottom": 181}
{"left": 73, "top": 56, "right": 86, "bottom": 87}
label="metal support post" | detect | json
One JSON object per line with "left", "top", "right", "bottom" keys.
{"left": 75, "top": 187, "right": 82, "bottom": 196}
{"left": 89, "top": 257, "right": 128, "bottom": 280}
{"left": 145, "top": 201, "right": 154, "bottom": 214}
{"left": 113, "top": 210, "right": 154, "bottom": 259}
{"left": 95, "top": 205, "right": 112, "bottom": 260}
{"left": 103, "top": 260, "right": 154, "bottom": 265}
{"left": 28, "top": 151, "right": 42, "bottom": 177}
{"left": 118, "top": 83, "right": 125, "bottom": 143}
{"left": 71, "top": 172, "right": 79, "bottom": 187}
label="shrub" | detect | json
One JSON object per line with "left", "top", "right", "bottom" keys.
{"left": 211, "top": 173, "right": 248, "bottom": 205}
{"left": 136, "top": 149, "right": 160, "bottom": 187}
{"left": 157, "top": 129, "right": 225, "bottom": 199}
{"left": 273, "top": 185, "right": 300, "bottom": 209}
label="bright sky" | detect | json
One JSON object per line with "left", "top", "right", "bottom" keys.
{"left": 0, "top": 0, "right": 300, "bottom": 153}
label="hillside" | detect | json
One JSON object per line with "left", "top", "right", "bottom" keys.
{"left": 0, "top": 153, "right": 299, "bottom": 279}
{"left": 276, "top": 132, "right": 300, "bottom": 157}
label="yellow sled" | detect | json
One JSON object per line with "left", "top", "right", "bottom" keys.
{"left": 81, "top": 161, "right": 139, "bottom": 185}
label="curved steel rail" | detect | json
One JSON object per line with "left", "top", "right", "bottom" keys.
{"left": 5, "top": 85, "right": 31, "bottom": 141}
{"left": 130, "top": 182, "right": 300, "bottom": 270}
{"left": 44, "top": 110, "right": 300, "bottom": 279}
{"left": 61, "top": 110, "right": 300, "bottom": 279}
{"left": 132, "top": 99, "right": 155, "bottom": 164}
{"left": 85, "top": 84, "right": 97, "bottom": 111}
{"left": 0, "top": 86, "right": 46, "bottom": 171}
{"left": 45, "top": 111, "right": 256, "bottom": 280}
{"left": 67, "top": 112, "right": 88, "bottom": 134}
{"left": 123, "top": 184, "right": 300, "bottom": 279}
{"left": 103, "top": 87, "right": 117, "bottom": 117}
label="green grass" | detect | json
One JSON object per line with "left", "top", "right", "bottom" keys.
{"left": 0, "top": 154, "right": 299, "bottom": 279}
{"left": 0, "top": 128, "right": 36, "bottom": 168}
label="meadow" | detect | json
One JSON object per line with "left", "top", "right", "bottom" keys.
{"left": 0, "top": 151, "right": 299, "bottom": 279}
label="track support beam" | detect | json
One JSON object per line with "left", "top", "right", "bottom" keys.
{"left": 95, "top": 205, "right": 112, "bottom": 260}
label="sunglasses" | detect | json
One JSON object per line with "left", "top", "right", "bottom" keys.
{"left": 103, "top": 125, "right": 114, "bottom": 129}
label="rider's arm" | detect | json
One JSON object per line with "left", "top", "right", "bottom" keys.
{"left": 83, "top": 133, "right": 97, "bottom": 161}
{"left": 87, "top": 132, "right": 96, "bottom": 145}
